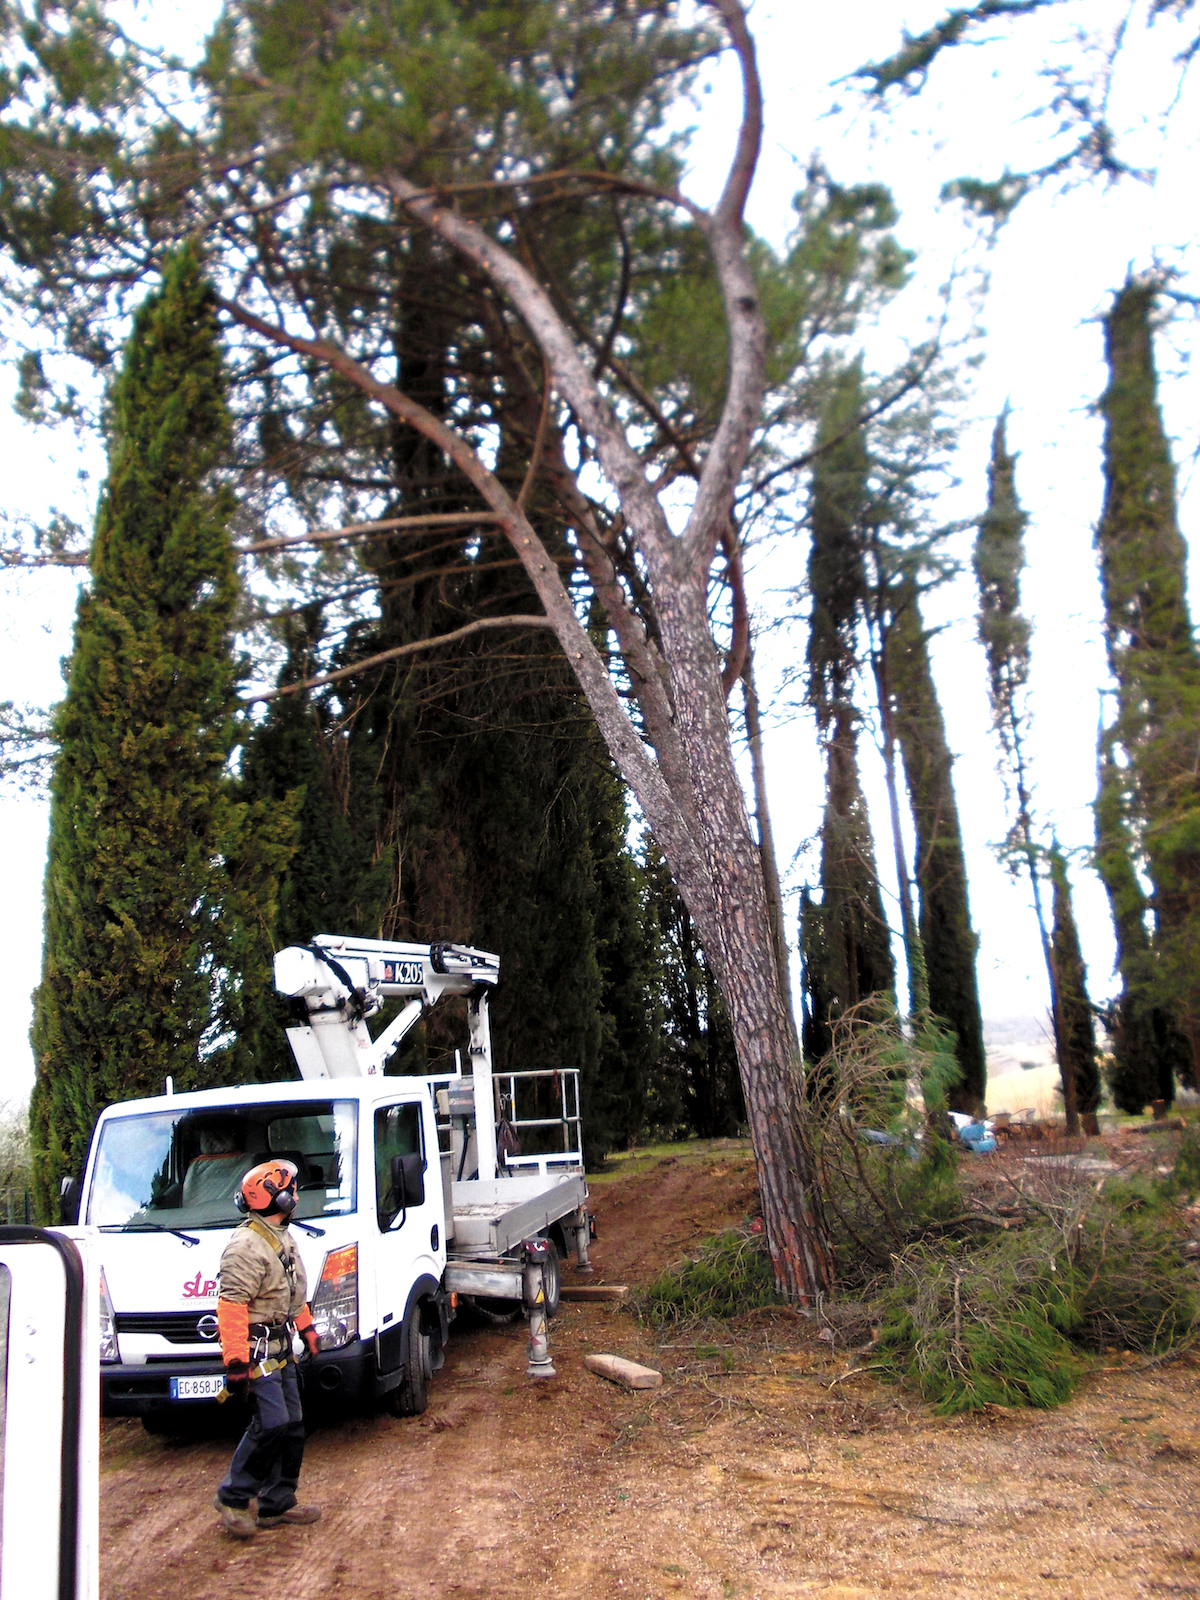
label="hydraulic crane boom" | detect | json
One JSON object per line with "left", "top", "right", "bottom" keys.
{"left": 273, "top": 934, "right": 502, "bottom": 1181}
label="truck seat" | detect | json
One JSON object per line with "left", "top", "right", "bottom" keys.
{"left": 180, "top": 1152, "right": 248, "bottom": 1208}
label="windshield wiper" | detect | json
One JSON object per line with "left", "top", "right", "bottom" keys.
{"left": 290, "top": 1219, "right": 326, "bottom": 1237}
{"left": 99, "top": 1222, "right": 201, "bottom": 1247}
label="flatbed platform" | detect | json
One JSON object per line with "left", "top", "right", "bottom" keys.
{"left": 449, "top": 1173, "right": 587, "bottom": 1255}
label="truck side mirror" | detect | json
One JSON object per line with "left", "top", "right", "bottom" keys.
{"left": 59, "top": 1175, "right": 80, "bottom": 1226}
{"left": 390, "top": 1152, "right": 426, "bottom": 1213}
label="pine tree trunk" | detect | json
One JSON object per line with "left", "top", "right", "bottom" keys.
{"left": 653, "top": 579, "right": 834, "bottom": 1302}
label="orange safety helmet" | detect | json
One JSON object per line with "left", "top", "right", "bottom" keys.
{"left": 235, "top": 1159, "right": 299, "bottom": 1216}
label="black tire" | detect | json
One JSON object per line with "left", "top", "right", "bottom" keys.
{"left": 542, "top": 1236, "right": 561, "bottom": 1320}
{"left": 459, "top": 1235, "right": 561, "bottom": 1324}
{"left": 385, "top": 1300, "right": 433, "bottom": 1417}
{"left": 459, "top": 1293, "right": 522, "bottom": 1325}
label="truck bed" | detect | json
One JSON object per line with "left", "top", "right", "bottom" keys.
{"left": 449, "top": 1173, "right": 586, "bottom": 1256}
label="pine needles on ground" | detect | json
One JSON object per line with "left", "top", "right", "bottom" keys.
{"left": 877, "top": 1235, "right": 1084, "bottom": 1414}
{"left": 636, "top": 1228, "right": 780, "bottom": 1326}
{"left": 634, "top": 1019, "right": 1200, "bottom": 1415}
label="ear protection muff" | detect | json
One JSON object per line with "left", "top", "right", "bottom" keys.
{"left": 236, "top": 1160, "right": 299, "bottom": 1215}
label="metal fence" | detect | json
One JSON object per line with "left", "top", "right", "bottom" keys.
{"left": 0, "top": 1191, "right": 32, "bottom": 1224}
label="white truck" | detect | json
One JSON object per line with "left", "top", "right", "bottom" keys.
{"left": 71, "top": 935, "right": 592, "bottom": 1430}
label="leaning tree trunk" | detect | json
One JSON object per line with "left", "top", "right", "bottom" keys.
{"left": 651, "top": 577, "right": 834, "bottom": 1301}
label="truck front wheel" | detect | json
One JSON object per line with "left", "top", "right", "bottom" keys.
{"left": 385, "top": 1301, "right": 434, "bottom": 1417}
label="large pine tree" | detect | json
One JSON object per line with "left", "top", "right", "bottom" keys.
{"left": 29, "top": 246, "right": 294, "bottom": 1216}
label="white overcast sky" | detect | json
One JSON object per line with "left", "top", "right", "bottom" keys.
{"left": 1, "top": 0, "right": 1197, "bottom": 1102}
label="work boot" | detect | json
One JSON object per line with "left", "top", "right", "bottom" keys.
{"left": 213, "top": 1492, "right": 256, "bottom": 1540}
{"left": 257, "top": 1504, "right": 322, "bottom": 1528}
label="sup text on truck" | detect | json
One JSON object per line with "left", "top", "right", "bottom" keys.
{"left": 68, "top": 936, "right": 592, "bottom": 1429}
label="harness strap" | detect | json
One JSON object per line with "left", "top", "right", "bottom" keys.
{"left": 245, "top": 1216, "right": 297, "bottom": 1296}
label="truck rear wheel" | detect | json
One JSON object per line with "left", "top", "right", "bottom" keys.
{"left": 385, "top": 1300, "right": 433, "bottom": 1417}
{"left": 541, "top": 1237, "right": 561, "bottom": 1319}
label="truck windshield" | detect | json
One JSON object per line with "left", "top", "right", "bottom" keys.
{"left": 86, "top": 1101, "right": 358, "bottom": 1230}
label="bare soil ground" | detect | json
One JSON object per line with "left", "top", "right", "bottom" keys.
{"left": 101, "top": 1135, "right": 1200, "bottom": 1600}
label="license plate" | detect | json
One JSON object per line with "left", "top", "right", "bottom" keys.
{"left": 169, "top": 1373, "right": 226, "bottom": 1401}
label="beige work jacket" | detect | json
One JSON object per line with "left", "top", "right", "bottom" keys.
{"left": 216, "top": 1215, "right": 309, "bottom": 1325}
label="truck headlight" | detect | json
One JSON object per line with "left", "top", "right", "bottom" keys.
{"left": 98, "top": 1267, "right": 119, "bottom": 1365}
{"left": 309, "top": 1244, "right": 358, "bottom": 1351}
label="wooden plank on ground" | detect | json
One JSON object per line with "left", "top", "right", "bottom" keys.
{"left": 584, "top": 1352, "right": 662, "bottom": 1390}
{"left": 560, "top": 1284, "right": 629, "bottom": 1302}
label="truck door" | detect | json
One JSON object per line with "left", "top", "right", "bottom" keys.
{"left": 372, "top": 1101, "right": 440, "bottom": 1376}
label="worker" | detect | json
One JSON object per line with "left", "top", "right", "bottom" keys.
{"left": 212, "top": 1159, "right": 323, "bottom": 1539}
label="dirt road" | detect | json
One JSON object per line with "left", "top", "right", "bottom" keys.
{"left": 101, "top": 1142, "right": 1200, "bottom": 1600}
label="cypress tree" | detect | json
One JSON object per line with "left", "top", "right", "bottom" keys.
{"left": 1048, "top": 844, "right": 1100, "bottom": 1133}
{"left": 883, "top": 577, "right": 987, "bottom": 1114}
{"left": 1096, "top": 278, "right": 1200, "bottom": 1082}
{"left": 802, "top": 363, "right": 895, "bottom": 1059}
{"left": 29, "top": 246, "right": 295, "bottom": 1215}
{"left": 644, "top": 842, "right": 743, "bottom": 1140}
{"left": 1094, "top": 728, "right": 1187, "bottom": 1111}
{"left": 974, "top": 412, "right": 1085, "bottom": 1131}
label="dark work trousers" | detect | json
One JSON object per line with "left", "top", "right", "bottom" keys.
{"left": 217, "top": 1360, "right": 305, "bottom": 1515}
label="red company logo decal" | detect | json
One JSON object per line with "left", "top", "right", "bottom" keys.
{"left": 181, "top": 1273, "right": 217, "bottom": 1300}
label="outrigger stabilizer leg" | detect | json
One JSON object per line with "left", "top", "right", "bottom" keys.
{"left": 522, "top": 1238, "right": 556, "bottom": 1380}
{"left": 571, "top": 1204, "right": 594, "bottom": 1275}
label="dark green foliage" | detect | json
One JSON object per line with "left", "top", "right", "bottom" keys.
{"left": 1048, "top": 845, "right": 1100, "bottom": 1124}
{"left": 806, "top": 360, "right": 872, "bottom": 722}
{"left": 974, "top": 412, "right": 1032, "bottom": 775}
{"left": 883, "top": 580, "right": 986, "bottom": 1113}
{"left": 1095, "top": 279, "right": 1200, "bottom": 1090}
{"left": 636, "top": 1228, "right": 779, "bottom": 1326}
{"left": 29, "top": 247, "right": 296, "bottom": 1215}
{"left": 801, "top": 717, "right": 896, "bottom": 1065}
{"left": 643, "top": 845, "right": 744, "bottom": 1142}
{"left": 1095, "top": 728, "right": 1188, "bottom": 1112}
{"left": 586, "top": 779, "right": 662, "bottom": 1162}
{"left": 802, "top": 363, "right": 895, "bottom": 1062}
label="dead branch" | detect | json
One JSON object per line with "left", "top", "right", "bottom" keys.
{"left": 243, "top": 614, "right": 560, "bottom": 703}
{"left": 237, "top": 512, "right": 502, "bottom": 556}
